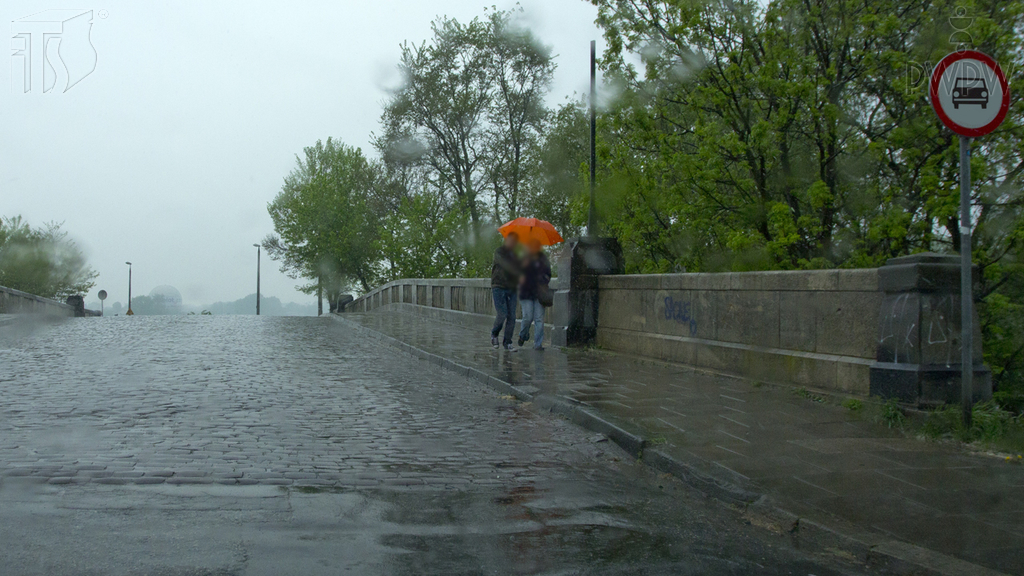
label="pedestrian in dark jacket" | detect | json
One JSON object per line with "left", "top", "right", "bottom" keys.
{"left": 518, "top": 239, "right": 551, "bottom": 350}
{"left": 491, "top": 232, "right": 522, "bottom": 351}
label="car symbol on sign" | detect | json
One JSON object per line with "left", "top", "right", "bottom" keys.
{"left": 952, "top": 77, "right": 989, "bottom": 109}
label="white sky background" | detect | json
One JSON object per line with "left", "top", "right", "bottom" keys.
{"left": 1, "top": 0, "right": 604, "bottom": 308}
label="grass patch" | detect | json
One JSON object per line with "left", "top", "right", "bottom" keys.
{"left": 921, "top": 401, "right": 1024, "bottom": 453}
{"left": 791, "top": 387, "right": 826, "bottom": 403}
{"left": 841, "top": 398, "right": 864, "bottom": 412}
{"left": 879, "top": 398, "right": 906, "bottom": 429}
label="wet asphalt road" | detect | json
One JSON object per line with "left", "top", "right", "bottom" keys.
{"left": 0, "top": 316, "right": 868, "bottom": 575}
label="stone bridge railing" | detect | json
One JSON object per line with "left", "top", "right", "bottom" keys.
{"left": 0, "top": 285, "right": 98, "bottom": 317}
{"left": 343, "top": 253, "right": 989, "bottom": 404}
{"left": 346, "top": 278, "right": 561, "bottom": 322}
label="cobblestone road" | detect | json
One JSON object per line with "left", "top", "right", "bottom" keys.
{"left": 0, "top": 316, "right": 610, "bottom": 488}
{"left": 0, "top": 316, "right": 866, "bottom": 575}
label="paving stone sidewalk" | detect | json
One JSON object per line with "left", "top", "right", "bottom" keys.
{"left": 343, "top": 308, "right": 1024, "bottom": 575}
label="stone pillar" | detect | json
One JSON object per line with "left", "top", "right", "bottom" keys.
{"left": 337, "top": 294, "right": 353, "bottom": 312}
{"left": 65, "top": 295, "right": 86, "bottom": 317}
{"left": 869, "top": 252, "right": 991, "bottom": 406}
{"left": 550, "top": 237, "right": 624, "bottom": 346}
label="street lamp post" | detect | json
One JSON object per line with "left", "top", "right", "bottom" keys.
{"left": 253, "top": 244, "right": 261, "bottom": 316}
{"left": 587, "top": 39, "right": 597, "bottom": 236}
{"left": 125, "top": 262, "right": 134, "bottom": 316}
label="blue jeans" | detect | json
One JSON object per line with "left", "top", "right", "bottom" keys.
{"left": 491, "top": 287, "right": 518, "bottom": 346}
{"left": 519, "top": 299, "right": 545, "bottom": 349}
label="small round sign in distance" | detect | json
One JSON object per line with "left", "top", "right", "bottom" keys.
{"left": 97, "top": 290, "right": 107, "bottom": 301}
{"left": 930, "top": 50, "right": 1010, "bottom": 137}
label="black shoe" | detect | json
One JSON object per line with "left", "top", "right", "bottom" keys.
{"left": 518, "top": 337, "right": 525, "bottom": 347}
{"left": 491, "top": 336, "right": 499, "bottom": 348}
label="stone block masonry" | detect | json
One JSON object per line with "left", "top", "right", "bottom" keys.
{"left": 595, "top": 269, "right": 882, "bottom": 395}
{"left": 0, "top": 285, "right": 77, "bottom": 316}
{"left": 344, "top": 255, "right": 989, "bottom": 400}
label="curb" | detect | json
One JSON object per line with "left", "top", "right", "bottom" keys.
{"left": 332, "top": 314, "right": 1009, "bottom": 576}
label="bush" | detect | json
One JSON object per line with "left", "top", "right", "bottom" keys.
{"left": 841, "top": 398, "right": 863, "bottom": 411}
{"left": 922, "top": 401, "right": 1024, "bottom": 452}
{"left": 0, "top": 216, "right": 96, "bottom": 299}
{"left": 994, "top": 388, "right": 1024, "bottom": 415}
{"left": 880, "top": 398, "right": 906, "bottom": 429}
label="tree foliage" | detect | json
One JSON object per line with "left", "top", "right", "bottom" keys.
{"left": 372, "top": 8, "right": 559, "bottom": 279}
{"left": 264, "top": 138, "right": 380, "bottom": 299}
{"left": 267, "top": 7, "right": 571, "bottom": 291}
{"left": 588, "top": 0, "right": 1024, "bottom": 391}
{"left": 0, "top": 216, "right": 97, "bottom": 300}
{"left": 262, "top": 1, "right": 1024, "bottom": 403}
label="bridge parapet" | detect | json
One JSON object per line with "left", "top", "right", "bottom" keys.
{"left": 1, "top": 285, "right": 77, "bottom": 316}
{"left": 596, "top": 269, "right": 881, "bottom": 395}
{"left": 343, "top": 259, "right": 989, "bottom": 402}
{"left": 345, "top": 277, "right": 552, "bottom": 326}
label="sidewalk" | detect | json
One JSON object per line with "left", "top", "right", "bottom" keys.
{"left": 339, "top": 308, "right": 1023, "bottom": 575}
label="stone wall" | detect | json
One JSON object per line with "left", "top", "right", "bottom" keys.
{"left": 346, "top": 277, "right": 565, "bottom": 333}
{"left": 0, "top": 285, "right": 78, "bottom": 316}
{"left": 348, "top": 278, "right": 564, "bottom": 317}
{"left": 343, "top": 264, "right": 988, "bottom": 399}
{"left": 595, "top": 270, "right": 882, "bottom": 395}
{"left": 349, "top": 278, "right": 493, "bottom": 315}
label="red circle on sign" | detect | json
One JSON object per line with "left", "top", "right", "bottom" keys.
{"left": 930, "top": 50, "right": 1010, "bottom": 137}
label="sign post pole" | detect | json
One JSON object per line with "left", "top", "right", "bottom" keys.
{"left": 930, "top": 49, "right": 1008, "bottom": 427}
{"left": 959, "top": 136, "right": 973, "bottom": 427}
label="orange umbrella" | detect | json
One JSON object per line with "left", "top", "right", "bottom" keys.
{"left": 499, "top": 217, "right": 564, "bottom": 246}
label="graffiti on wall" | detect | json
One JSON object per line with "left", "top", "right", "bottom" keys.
{"left": 879, "top": 293, "right": 914, "bottom": 363}
{"left": 663, "top": 296, "right": 698, "bottom": 336}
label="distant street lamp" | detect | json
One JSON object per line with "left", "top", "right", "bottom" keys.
{"left": 125, "top": 262, "right": 134, "bottom": 316}
{"left": 587, "top": 39, "right": 597, "bottom": 236}
{"left": 253, "top": 244, "right": 261, "bottom": 316}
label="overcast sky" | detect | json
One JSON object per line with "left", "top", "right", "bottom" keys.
{"left": 2, "top": 0, "right": 603, "bottom": 308}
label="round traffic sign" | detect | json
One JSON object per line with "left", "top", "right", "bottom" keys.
{"left": 97, "top": 290, "right": 107, "bottom": 301}
{"left": 930, "top": 50, "right": 1010, "bottom": 137}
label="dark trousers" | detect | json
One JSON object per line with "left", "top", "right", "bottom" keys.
{"left": 491, "top": 287, "right": 518, "bottom": 346}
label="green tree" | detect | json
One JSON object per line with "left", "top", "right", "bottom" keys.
{"left": 127, "top": 295, "right": 170, "bottom": 316}
{"left": 376, "top": 8, "right": 560, "bottom": 272}
{"left": 482, "top": 8, "right": 555, "bottom": 221}
{"left": 0, "top": 216, "right": 97, "bottom": 299}
{"left": 381, "top": 16, "right": 492, "bottom": 227}
{"left": 531, "top": 99, "right": 591, "bottom": 239}
{"left": 588, "top": 0, "right": 1024, "bottom": 394}
{"left": 590, "top": 0, "right": 1021, "bottom": 271}
{"left": 264, "top": 139, "right": 380, "bottom": 297}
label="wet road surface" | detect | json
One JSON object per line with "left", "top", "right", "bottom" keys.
{"left": 0, "top": 316, "right": 868, "bottom": 575}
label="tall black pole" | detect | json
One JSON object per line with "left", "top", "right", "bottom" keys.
{"left": 960, "top": 136, "right": 973, "bottom": 427}
{"left": 126, "top": 261, "right": 133, "bottom": 316}
{"left": 317, "top": 277, "right": 323, "bottom": 316}
{"left": 587, "top": 40, "right": 597, "bottom": 237}
{"left": 254, "top": 244, "right": 261, "bottom": 316}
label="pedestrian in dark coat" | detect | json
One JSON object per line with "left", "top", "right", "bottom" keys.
{"left": 518, "top": 239, "right": 551, "bottom": 350}
{"left": 490, "top": 232, "right": 522, "bottom": 350}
